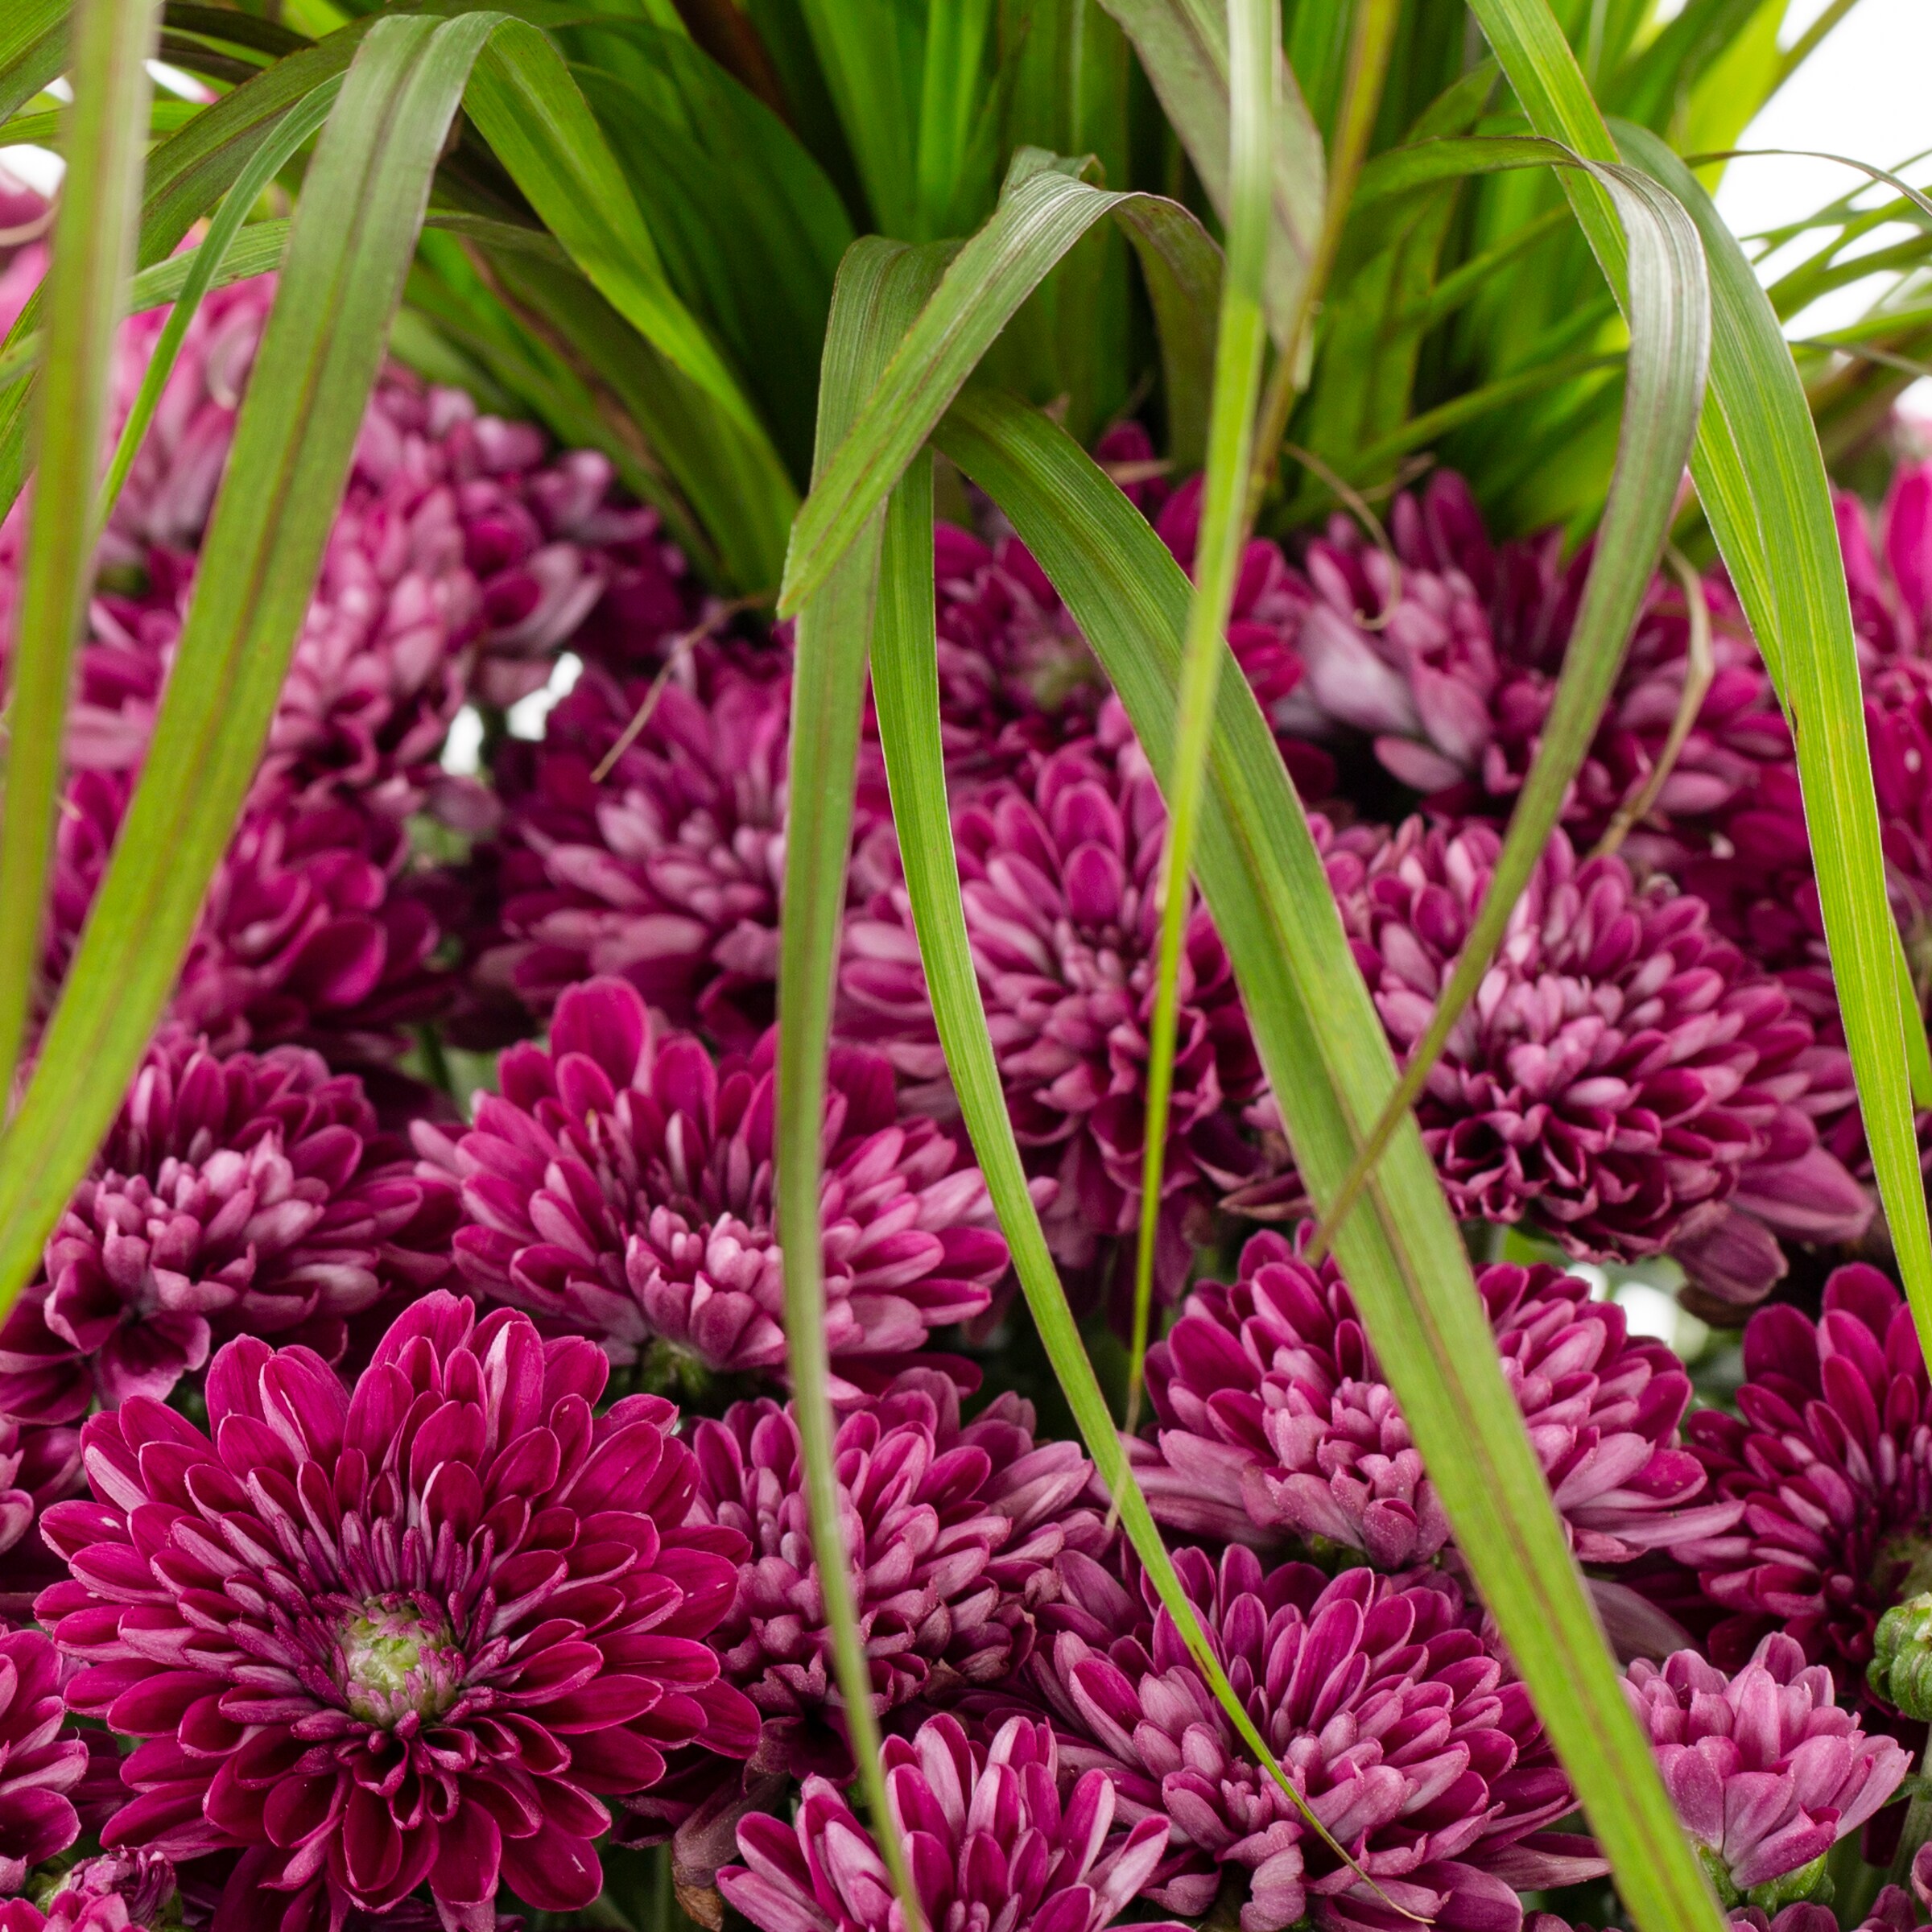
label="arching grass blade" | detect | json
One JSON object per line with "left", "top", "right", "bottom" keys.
{"left": 0, "top": 0, "right": 163, "bottom": 1105}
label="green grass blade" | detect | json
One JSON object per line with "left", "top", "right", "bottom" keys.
{"left": 95, "top": 80, "right": 340, "bottom": 533}
{"left": 1465, "top": 0, "right": 1932, "bottom": 1400}
{"left": 776, "top": 151, "right": 1221, "bottom": 616}
{"left": 776, "top": 234, "right": 948, "bottom": 1932}
{"left": 934, "top": 387, "right": 1728, "bottom": 1932}
{"left": 1093, "top": 0, "right": 1323, "bottom": 353}
{"left": 0, "top": 10, "right": 519, "bottom": 1314}
{"left": 0, "top": 0, "right": 70, "bottom": 122}
{"left": 1311, "top": 153, "right": 1709, "bottom": 1262}
{"left": 1124, "top": 0, "right": 1274, "bottom": 1434}
{"left": 0, "top": 0, "right": 162, "bottom": 1105}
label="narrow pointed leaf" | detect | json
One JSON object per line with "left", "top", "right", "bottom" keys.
{"left": 0, "top": 0, "right": 162, "bottom": 1102}
{"left": 0, "top": 0, "right": 68, "bottom": 122}
{"left": 1315, "top": 155, "right": 1710, "bottom": 1257}
{"left": 1094, "top": 0, "right": 1323, "bottom": 351}
{"left": 776, "top": 234, "right": 948, "bottom": 1932}
{"left": 933, "top": 388, "right": 1729, "bottom": 1932}
{"left": 1466, "top": 0, "right": 1932, "bottom": 1384}
{"left": 777, "top": 150, "right": 1220, "bottom": 615}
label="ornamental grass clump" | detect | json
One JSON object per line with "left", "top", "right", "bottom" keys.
{"left": 9, "top": 5, "right": 1932, "bottom": 1931}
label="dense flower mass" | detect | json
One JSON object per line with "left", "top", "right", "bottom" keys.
{"left": 720, "top": 1714, "right": 1180, "bottom": 1932}
{"left": 0, "top": 1028, "right": 455, "bottom": 1423}
{"left": 425, "top": 976, "right": 1005, "bottom": 1390}
{"left": 0, "top": 1852, "right": 180, "bottom": 1932}
{"left": 1670, "top": 1264, "right": 1932, "bottom": 1694}
{"left": 843, "top": 708, "right": 1261, "bottom": 1288}
{"left": 687, "top": 1369, "right": 1103, "bottom": 1777}
{"left": 1137, "top": 1228, "right": 1737, "bottom": 1566}
{"left": 1626, "top": 1635, "right": 1908, "bottom": 1909}
{"left": 37, "top": 1294, "right": 757, "bottom": 1929}
{"left": 0, "top": 1629, "right": 97, "bottom": 1896}
{"left": 1236, "top": 816, "right": 1870, "bottom": 1304}
{"left": 1027, "top": 1544, "right": 1603, "bottom": 1932}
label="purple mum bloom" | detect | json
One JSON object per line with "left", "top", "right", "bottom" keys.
{"left": 1236, "top": 816, "right": 1868, "bottom": 1307}
{"left": 481, "top": 644, "right": 791, "bottom": 1041}
{"left": 1277, "top": 472, "right": 1788, "bottom": 865}
{"left": 720, "top": 1713, "right": 1182, "bottom": 1932}
{"left": 1028, "top": 1544, "right": 1604, "bottom": 1932}
{"left": 842, "top": 710, "right": 1261, "bottom": 1289}
{"left": 0, "top": 1027, "right": 456, "bottom": 1422}
{"left": 1137, "top": 1228, "right": 1738, "bottom": 1567}
{"left": 1672, "top": 1263, "right": 1932, "bottom": 1695}
{"left": 687, "top": 1369, "right": 1104, "bottom": 1779}
{"left": 36, "top": 1291, "right": 758, "bottom": 1930}
{"left": 0, "top": 1852, "right": 181, "bottom": 1932}
{"left": 1626, "top": 1634, "right": 1907, "bottom": 1909}
{"left": 426, "top": 976, "right": 1004, "bottom": 1392}
{"left": 0, "top": 1629, "right": 99, "bottom": 1899}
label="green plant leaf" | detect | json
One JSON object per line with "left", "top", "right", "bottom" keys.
{"left": 933, "top": 386, "right": 1728, "bottom": 1932}
{"left": 1313, "top": 151, "right": 1710, "bottom": 1260}
{"left": 776, "top": 148, "right": 1221, "bottom": 615}
{"left": 1125, "top": 0, "right": 1274, "bottom": 1430}
{"left": 775, "top": 233, "right": 949, "bottom": 1932}
{"left": 1466, "top": 0, "right": 1932, "bottom": 1426}
{"left": 0, "top": 0, "right": 68, "bottom": 123}
{"left": 0, "top": 10, "right": 573, "bottom": 1314}
{"left": 0, "top": 0, "right": 163, "bottom": 1104}
{"left": 1094, "top": 0, "right": 1323, "bottom": 352}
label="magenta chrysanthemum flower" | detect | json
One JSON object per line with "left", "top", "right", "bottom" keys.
{"left": 1626, "top": 1633, "right": 1908, "bottom": 1909}
{"left": 1028, "top": 1544, "right": 1604, "bottom": 1932}
{"left": 720, "top": 1713, "right": 1181, "bottom": 1932}
{"left": 842, "top": 708, "right": 1261, "bottom": 1289}
{"left": 0, "top": 1852, "right": 180, "bottom": 1932}
{"left": 1670, "top": 1262, "right": 1932, "bottom": 1695}
{"left": 1136, "top": 1228, "right": 1738, "bottom": 1567}
{"left": 687, "top": 1369, "right": 1104, "bottom": 1779}
{"left": 424, "top": 977, "right": 1004, "bottom": 1393}
{"left": 0, "top": 1628, "right": 101, "bottom": 1895}
{"left": 1276, "top": 472, "right": 1787, "bottom": 863}
{"left": 0, "top": 1027, "right": 456, "bottom": 1423}
{"left": 37, "top": 1291, "right": 758, "bottom": 1929}
{"left": 1234, "top": 816, "right": 1868, "bottom": 1307}
{"left": 481, "top": 643, "right": 791, "bottom": 1039}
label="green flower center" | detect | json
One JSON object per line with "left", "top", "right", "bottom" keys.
{"left": 338, "top": 1597, "right": 460, "bottom": 1724}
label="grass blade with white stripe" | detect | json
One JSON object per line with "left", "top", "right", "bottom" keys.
{"left": 935, "top": 388, "right": 1728, "bottom": 1932}
{"left": 0, "top": 0, "right": 162, "bottom": 1104}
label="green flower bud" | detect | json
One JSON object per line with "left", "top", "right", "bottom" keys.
{"left": 1870, "top": 1591, "right": 1932, "bottom": 1718}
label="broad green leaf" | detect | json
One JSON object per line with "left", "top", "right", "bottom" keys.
{"left": 1125, "top": 0, "right": 1274, "bottom": 1429}
{"left": 0, "top": 0, "right": 68, "bottom": 123}
{"left": 0, "top": 0, "right": 162, "bottom": 1102}
{"left": 96, "top": 80, "right": 341, "bottom": 531}
{"left": 935, "top": 387, "right": 1728, "bottom": 1932}
{"left": 776, "top": 234, "right": 948, "bottom": 1932}
{"left": 1467, "top": 0, "right": 1932, "bottom": 1431}
{"left": 1315, "top": 154, "right": 1710, "bottom": 1251}
{"left": 777, "top": 150, "right": 1221, "bottom": 615}
{"left": 1095, "top": 0, "right": 1323, "bottom": 353}
{"left": 0, "top": 10, "right": 577, "bottom": 1313}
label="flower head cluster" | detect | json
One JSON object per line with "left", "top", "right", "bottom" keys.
{"left": 0, "top": 1852, "right": 180, "bottom": 1932}
{"left": 1236, "top": 816, "right": 1869, "bottom": 1305}
{"left": 720, "top": 1714, "right": 1180, "bottom": 1932}
{"left": 687, "top": 1370, "right": 1104, "bottom": 1778}
{"left": 843, "top": 708, "right": 1261, "bottom": 1288}
{"left": 1029, "top": 1544, "right": 1602, "bottom": 1932}
{"left": 1627, "top": 1635, "right": 1908, "bottom": 1911}
{"left": 481, "top": 644, "right": 791, "bottom": 1038}
{"left": 1137, "top": 1228, "right": 1737, "bottom": 1567}
{"left": 425, "top": 976, "right": 1005, "bottom": 1393}
{"left": 1671, "top": 1263, "right": 1932, "bottom": 1695}
{"left": 1277, "top": 472, "right": 1788, "bottom": 865}
{"left": 0, "top": 1028, "right": 455, "bottom": 1424}
{"left": 38, "top": 1293, "right": 757, "bottom": 1929}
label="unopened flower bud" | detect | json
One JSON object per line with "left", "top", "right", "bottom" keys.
{"left": 1871, "top": 1591, "right": 1932, "bottom": 1717}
